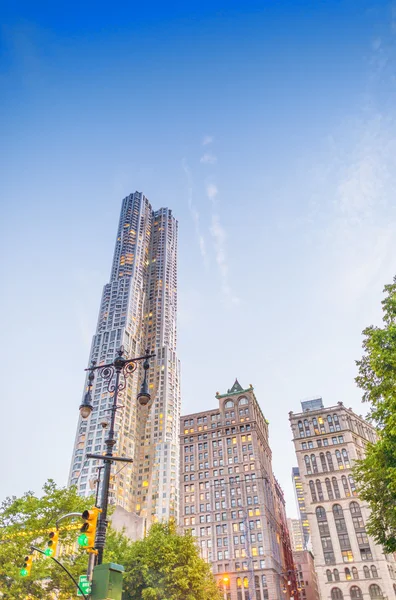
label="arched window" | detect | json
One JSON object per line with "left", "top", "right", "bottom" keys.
{"left": 325, "top": 478, "right": 334, "bottom": 500}
{"left": 351, "top": 587, "right": 363, "bottom": 599}
{"left": 369, "top": 585, "right": 383, "bottom": 599}
{"left": 335, "top": 450, "right": 344, "bottom": 468}
{"left": 237, "top": 578, "right": 242, "bottom": 588}
{"left": 345, "top": 568, "right": 352, "bottom": 580}
{"left": 393, "top": 584, "right": 396, "bottom": 596}
{"left": 304, "top": 419, "right": 311, "bottom": 436}
{"left": 371, "top": 566, "right": 378, "bottom": 578}
{"left": 316, "top": 480, "right": 324, "bottom": 501}
{"left": 350, "top": 502, "right": 361, "bottom": 515}
{"left": 298, "top": 421, "right": 305, "bottom": 438}
{"left": 342, "top": 475, "right": 351, "bottom": 497}
{"left": 342, "top": 449, "right": 350, "bottom": 468}
{"left": 243, "top": 577, "right": 249, "bottom": 589}
{"left": 327, "top": 570, "right": 333, "bottom": 582}
{"left": 349, "top": 475, "right": 357, "bottom": 496}
{"left": 316, "top": 507, "right": 335, "bottom": 564}
{"left": 332, "top": 477, "right": 341, "bottom": 499}
{"left": 333, "top": 504, "right": 353, "bottom": 562}
{"left": 334, "top": 569, "right": 340, "bottom": 581}
{"left": 352, "top": 567, "right": 359, "bottom": 580}
{"left": 305, "top": 455, "right": 312, "bottom": 475}
{"left": 309, "top": 480, "right": 317, "bottom": 502}
{"left": 327, "top": 452, "right": 334, "bottom": 471}
{"left": 333, "top": 414, "right": 341, "bottom": 431}
{"left": 320, "top": 453, "right": 328, "bottom": 472}
{"left": 239, "top": 397, "right": 248, "bottom": 406}
{"left": 363, "top": 566, "right": 370, "bottom": 579}
{"left": 328, "top": 415, "right": 335, "bottom": 432}
{"left": 225, "top": 400, "right": 234, "bottom": 409}
{"left": 331, "top": 588, "right": 343, "bottom": 600}
{"left": 311, "top": 454, "right": 318, "bottom": 474}
{"left": 313, "top": 417, "right": 320, "bottom": 434}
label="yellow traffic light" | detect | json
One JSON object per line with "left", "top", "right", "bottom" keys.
{"left": 78, "top": 507, "right": 101, "bottom": 553}
{"left": 20, "top": 554, "right": 33, "bottom": 576}
{"left": 45, "top": 530, "right": 59, "bottom": 557}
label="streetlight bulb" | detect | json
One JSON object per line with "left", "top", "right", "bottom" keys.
{"left": 80, "top": 404, "right": 93, "bottom": 419}
{"left": 79, "top": 388, "right": 93, "bottom": 419}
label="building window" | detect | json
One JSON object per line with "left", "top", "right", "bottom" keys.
{"left": 333, "top": 569, "right": 340, "bottom": 581}
{"left": 342, "top": 476, "right": 351, "bottom": 497}
{"left": 328, "top": 416, "right": 335, "bottom": 433}
{"left": 331, "top": 588, "right": 343, "bottom": 600}
{"left": 350, "top": 587, "right": 363, "bottom": 599}
{"left": 327, "top": 570, "right": 333, "bottom": 582}
{"left": 327, "top": 452, "right": 334, "bottom": 471}
{"left": 332, "top": 477, "right": 341, "bottom": 499}
{"left": 335, "top": 450, "right": 343, "bottom": 469}
{"left": 342, "top": 449, "right": 350, "bottom": 468}
{"left": 304, "top": 419, "right": 311, "bottom": 436}
{"left": 320, "top": 453, "right": 328, "bottom": 472}
{"left": 364, "top": 566, "right": 371, "bottom": 579}
{"left": 352, "top": 567, "right": 359, "bottom": 580}
{"left": 316, "top": 506, "right": 335, "bottom": 564}
{"left": 316, "top": 479, "right": 324, "bottom": 501}
{"left": 305, "top": 455, "right": 312, "bottom": 475}
{"left": 369, "top": 585, "right": 383, "bottom": 599}
{"left": 345, "top": 568, "right": 352, "bottom": 581}
{"left": 310, "top": 481, "right": 317, "bottom": 502}
{"left": 311, "top": 454, "right": 318, "bottom": 474}
{"left": 332, "top": 504, "right": 353, "bottom": 561}
{"left": 349, "top": 475, "right": 357, "bottom": 496}
{"left": 371, "top": 566, "right": 378, "bottom": 578}
{"left": 325, "top": 478, "right": 334, "bottom": 500}
{"left": 298, "top": 421, "right": 305, "bottom": 438}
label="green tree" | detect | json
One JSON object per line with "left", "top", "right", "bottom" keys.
{"left": 354, "top": 276, "right": 396, "bottom": 552}
{"left": 0, "top": 479, "right": 133, "bottom": 599}
{"left": 122, "top": 521, "right": 221, "bottom": 600}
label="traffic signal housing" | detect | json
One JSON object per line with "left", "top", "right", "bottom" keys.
{"left": 44, "top": 530, "right": 59, "bottom": 557}
{"left": 78, "top": 507, "right": 101, "bottom": 553}
{"left": 20, "top": 554, "right": 33, "bottom": 577}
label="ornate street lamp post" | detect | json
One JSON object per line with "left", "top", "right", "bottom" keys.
{"left": 79, "top": 346, "right": 155, "bottom": 564}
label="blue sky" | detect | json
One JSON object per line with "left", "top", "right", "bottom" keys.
{"left": 1, "top": 0, "right": 396, "bottom": 516}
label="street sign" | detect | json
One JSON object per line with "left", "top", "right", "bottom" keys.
{"left": 77, "top": 574, "right": 91, "bottom": 596}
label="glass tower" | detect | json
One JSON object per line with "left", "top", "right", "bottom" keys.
{"left": 69, "top": 192, "right": 181, "bottom": 525}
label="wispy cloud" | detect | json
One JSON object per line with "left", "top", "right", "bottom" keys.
{"left": 200, "top": 153, "right": 217, "bottom": 164}
{"left": 206, "top": 185, "right": 240, "bottom": 305}
{"left": 182, "top": 159, "right": 208, "bottom": 265}
{"left": 206, "top": 183, "right": 218, "bottom": 201}
{"left": 202, "top": 135, "right": 214, "bottom": 146}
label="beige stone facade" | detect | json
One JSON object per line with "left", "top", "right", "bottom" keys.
{"left": 289, "top": 400, "right": 396, "bottom": 600}
{"left": 180, "top": 380, "right": 295, "bottom": 600}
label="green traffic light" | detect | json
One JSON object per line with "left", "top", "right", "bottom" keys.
{"left": 20, "top": 568, "right": 28, "bottom": 577}
{"left": 78, "top": 533, "right": 88, "bottom": 546}
{"left": 44, "top": 548, "right": 54, "bottom": 557}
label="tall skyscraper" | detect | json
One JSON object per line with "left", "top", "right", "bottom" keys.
{"left": 291, "top": 467, "right": 310, "bottom": 550}
{"left": 289, "top": 400, "right": 396, "bottom": 600}
{"left": 287, "top": 518, "right": 304, "bottom": 552}
{"left": 180, "top": 380, "right": 296, "bottom": 600}
{"left": 69, "top": 192, "right": 181, "bottom": 525}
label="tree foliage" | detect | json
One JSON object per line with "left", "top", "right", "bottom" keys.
{"left": 122, "top": 521, "right": 221, "bottom": 600}
{"left": 354, "top": 276, "right": 396, "bottom": 552}
{"left": 0, "top": 479, "right": 132, "bottom": 599}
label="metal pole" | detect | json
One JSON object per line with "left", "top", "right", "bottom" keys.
{"left": 96, "top": 367, "right": 121, "bottom": 565}
{"left": 95, "top": 466, "right": 104, "bottom": 508}
{"left": 30, "top": 545, "right": 88, "bottom": 599}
